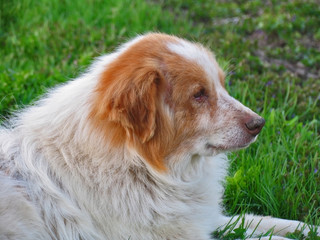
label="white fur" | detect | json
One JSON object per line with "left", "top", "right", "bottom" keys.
{"left": 0, "top": 34, "right": 318, "bottom": 240}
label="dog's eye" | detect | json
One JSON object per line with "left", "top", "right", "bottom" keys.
{"left": 193, "top": 88, "right": 208, "bottom": 103}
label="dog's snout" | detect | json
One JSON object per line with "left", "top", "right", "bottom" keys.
{"left": 244, "top": 116, "right": 265, "bottom": 136}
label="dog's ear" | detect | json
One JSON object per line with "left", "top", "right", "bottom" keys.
{"left": 92, "top": 67, "right": 162, "bottom": 143}
{"left": 109, "top": 70, "right": 160, "bottom": 143}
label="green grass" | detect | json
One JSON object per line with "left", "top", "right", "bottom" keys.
{"left": 1, "top": 0, "right": 319, "bottom": 239}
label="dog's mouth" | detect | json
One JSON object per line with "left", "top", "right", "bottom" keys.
{"left": 206, "top": 143, "right": 248, "bottom": 152}
{"left": 206, "top": 135, "right": 258, "bottom": 152}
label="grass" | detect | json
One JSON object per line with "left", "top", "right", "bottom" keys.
{"left": 1, "top": 0, "right": 319, "bottom": 239}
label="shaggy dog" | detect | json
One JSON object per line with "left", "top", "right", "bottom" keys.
{"left": 0, "top": 33, "right": 318, "bottom": 240}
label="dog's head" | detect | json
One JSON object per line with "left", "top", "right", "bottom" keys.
{"left": 90, "top": 33, "right": 265, "bottom": 171}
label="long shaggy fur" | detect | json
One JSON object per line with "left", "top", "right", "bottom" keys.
{"left": 0, "top": 33, "right": 318, "bottom": 240}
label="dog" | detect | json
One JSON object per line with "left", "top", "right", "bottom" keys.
{"left": 0, "top": 33, "right": 318, "bottom": 240}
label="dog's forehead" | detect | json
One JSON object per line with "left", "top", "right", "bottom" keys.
{"left": 166, "top": 40, "right": 222, "bottom": 89}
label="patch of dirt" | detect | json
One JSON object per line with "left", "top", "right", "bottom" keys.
{"left": 298, "top": 36, "right": 320, "bottom": 52}
{"left": 255, "top": 50, "right": 320, "bottom": 79}
{"left": 249, "top": 30, "right": 320, "bottom": 79}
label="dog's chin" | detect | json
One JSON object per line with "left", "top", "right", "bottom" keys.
{"left": 206, "top": 135, "right": 258, "bottom": 154}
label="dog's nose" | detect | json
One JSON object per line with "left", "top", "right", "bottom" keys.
{"left": 244, "top": 117, "right": 265, "bottom": 136}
